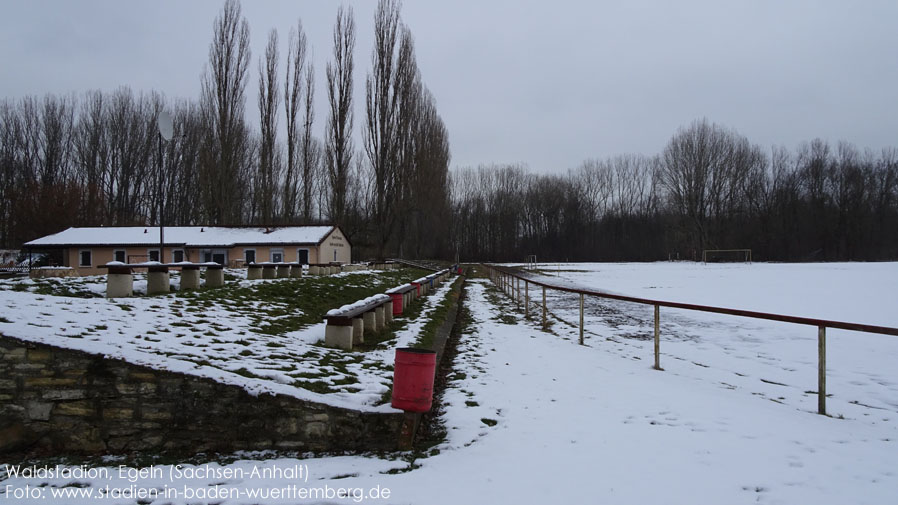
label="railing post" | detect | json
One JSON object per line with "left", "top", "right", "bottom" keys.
{"left": 654, "top": 304, "right": 661, "bottom": 370}
{"left": 525, "top": 280, "right": 529, "bottom": 317}
{"left": 541, "top": 286, "right": 547, "bottom": 329}
{"left": 579, "top": 293, "right": 585, "bottom": 345}
{"left": 818, "top": 325, "right": 826, "bottom": 415}
{"left": 516, "top": 277, "right": 520, "bottom": 307}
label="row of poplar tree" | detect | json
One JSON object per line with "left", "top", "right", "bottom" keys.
{"left": 0, "top": 0, "right": 451, "bottom": 259}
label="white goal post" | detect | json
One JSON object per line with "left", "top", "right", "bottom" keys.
{"left": 702, "top": 249, "right": 752, "bottom": 263}
{"left": 525, "top": 255, "right": 537, "bottom": 270}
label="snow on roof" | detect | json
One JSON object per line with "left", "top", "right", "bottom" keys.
{"left": 25, "top": 226, "right": 337, "bottom": 248}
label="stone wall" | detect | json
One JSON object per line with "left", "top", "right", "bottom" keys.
{"left": 0, "top": 336, "right": 403, "bottom": 457}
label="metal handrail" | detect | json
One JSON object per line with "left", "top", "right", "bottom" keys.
{"left": 488, "top": 264, "right": 898, "bottom": 336}
{"left": 483, "top": 263, "right": 898, "bottom": 416}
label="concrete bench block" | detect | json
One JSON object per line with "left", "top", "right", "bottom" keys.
{"left": 147, "top": 271, "right": 170, "bottom": 295}
{"left": 247, "top": 265, "right": 262, "bottom": 280}
{"left": 180, "top": 269, "right": 200, "bottom": 290}
{"left": 205, "top": 268, "right": 224, "bottom": 287}
{"left": 276, "top": 265, "right": 290, "bottom": 278}
{"left": 352, "top": 317, "right": 364, "bottom": 344}
{"left": 384, "top": 301, "right": 394, "bottom": 324}
{"left": 262, "top": 266, "right": 276, "bottom": 279}
{"left": 106, "top": 273, "right": 133, "bottom": 298}
{"left": 363, "top": 311, "right": 376, "bottom": 335}
{"left": 290, "top": 266, "right": 302, "bottom": 278}
{"left": 325, "top": 324, "right": 353, "bottom": 350}
{"left": 375, "top": 305, "right": 385, "bottom": 330}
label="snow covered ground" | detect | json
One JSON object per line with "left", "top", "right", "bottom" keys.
{"left": 0, "top": 269, "right": 454, "bottom": 412}
{"left": 525, "top": 262, "right": 898, "bottom": 417}
{"left": 2, "top": 263, "right": 896, "bottom": 504}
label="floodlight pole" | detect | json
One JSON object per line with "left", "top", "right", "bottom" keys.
{"left": 158, "top": 131, "right": 164, "bottom": 262}
{"left": 156, "top": 111, "right": 173, "bottom": 264}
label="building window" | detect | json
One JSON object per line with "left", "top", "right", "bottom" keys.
{"left": 270, "top": 248, "right": 284, "bottom": 263}
{"left": 148, "top": 249, "right": 160, "bottom": 262}
{"left": 245, "top": 249, "right": 256, "bottom": 264}
{"left": 202, "top": 250, "right": 212, "bottom": 263}
{"left": 113, "top": 250, "right": 126, "bottom": 263}
{"left": 297, "top": 249, "right": 309, "bottom": 265}
{"left": 79, "top": 250, "right": 92, "bottom": 267}
{"left": 172, "top": 249, "right": 184, "bottom": 263}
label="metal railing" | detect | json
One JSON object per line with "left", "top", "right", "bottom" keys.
{"left": 483, "top": 263, "right": 898, "bottom": 416}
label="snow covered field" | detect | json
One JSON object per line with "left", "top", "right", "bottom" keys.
{"left": 2, "top": 263, "right": 897, "bottom": 504}
{"left": 528, "top": 262, "right": 898, "bottom": 417}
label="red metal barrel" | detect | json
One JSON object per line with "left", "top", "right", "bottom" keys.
{"left": 389, "top": 292, "right": 404, "bottom": 315}
{"left": 391, "top": 348, "right": 437, "bottom": 412}
{"left": 411, "top": 282, "right": 421, "bottom": 296}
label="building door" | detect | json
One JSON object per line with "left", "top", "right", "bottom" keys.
{"left": 297, "top": 249, "right": 309, "bottom": 265}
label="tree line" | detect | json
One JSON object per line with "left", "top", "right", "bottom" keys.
{"left": 4, "top": 2, "right": 897, "bottom": 263}
{"left": 451, "top": 119, "right": 898, "bottom": 262}
{"left": 0, "top": 0, "right": 451, "bottom": 259}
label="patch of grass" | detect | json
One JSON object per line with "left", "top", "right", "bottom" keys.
{"left": 465, "top": 400, "right": 479, "bottom": 407}
{"left": 0, "top": 316, "right": 11, "bottom": 323}
{"left": 480, "top": 418, "right": 498, "bottom": 427}
{"left": 294, "top": 380, "right": 336, "bottom": 394}
{"left": 410, "top": 277, "right": 463, "bottom": 349}
{"left": 28, "top": 279, "right": 100, "bottom": 298}
{"left": 332, "top": 376, "right": 358, "bottom": 386}
{"left": 290, "top": 371, "right": 328, "bottom": 379}
{"left": 231, "top": 367, "right": 263, "bottom": 379}
{"left": 174, "top": 268, "right": 430, "bottom": 339}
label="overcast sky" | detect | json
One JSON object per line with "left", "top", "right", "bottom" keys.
{"left": 2, "top": 0, "right": 897, "bottom": 173}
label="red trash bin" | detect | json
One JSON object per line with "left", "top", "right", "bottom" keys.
{"left": 389, "top": 292, "right": 404, "bottom": 315}
{"left": 391, "top": 348, "right": 437, "bottom": 412}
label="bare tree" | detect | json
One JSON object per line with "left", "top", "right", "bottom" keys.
{"left": 300, "top": 61, "right": 320, "bottom": 223}
{"left": 257, "top": 28, "right": 280, "bottom": 225}
{"left": 365, "top": 0, "right": 402, "bottom": 257}
{"left": 660, "top": 118, "right": 759, "bottom": 253}
{"left": 199, "top": 0, "right": 252, "bottom": 225}
{"left": 325, "top": 5, "right": 355, "bottom": 226}
{"left": 283, "top": 21, "right": 307, "bottom": 223}
{"left": 72, "top": 91, "right": 105, "bottom": 225}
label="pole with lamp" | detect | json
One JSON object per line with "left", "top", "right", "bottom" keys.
{"left": 156, "top": 111, "right": 174, "bottom": 263}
